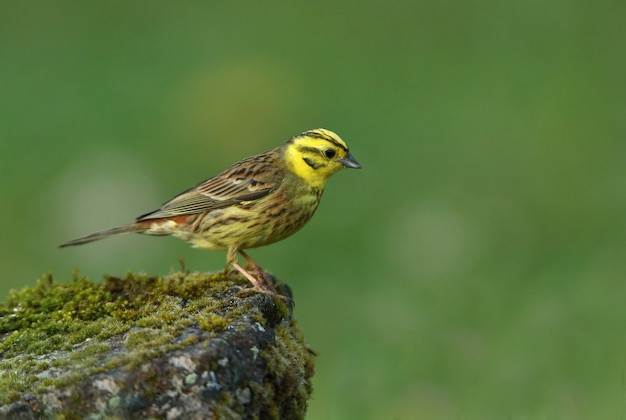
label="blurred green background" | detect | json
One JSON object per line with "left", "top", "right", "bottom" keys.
{"left": 2, "top": 1, "right": 625, "bottom": 418}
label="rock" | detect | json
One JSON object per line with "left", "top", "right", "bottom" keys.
{"left": 0, "top": 271, "right": 315, "bottom": 419}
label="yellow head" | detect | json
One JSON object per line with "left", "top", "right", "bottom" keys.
{"left": 283, "top": 128, "right": 361, "bottom": 189}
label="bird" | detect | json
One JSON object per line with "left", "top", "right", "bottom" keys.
{"left": 60, "top": 128, "right": 361, "bottom": 297}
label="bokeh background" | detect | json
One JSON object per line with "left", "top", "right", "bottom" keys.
{"left": 2, "top": 1, "right": 625, "bottom": 418}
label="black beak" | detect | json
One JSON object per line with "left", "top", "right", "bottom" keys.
{"left": 339, "top": 152, "right": 362, "bottom": 169}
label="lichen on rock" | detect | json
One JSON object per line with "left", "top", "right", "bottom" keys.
{"left": 0, "top": 271, "right": 315, "bottom": 419}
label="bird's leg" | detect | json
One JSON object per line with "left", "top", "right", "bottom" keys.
{"left": 238, "top": 249, "right": 271, "bottom": 285}
{"left": 226, "top": 245, "right": 284, "bottom": 298}
{"left": 223, "top": 246, "right": 238, "bottom": 275}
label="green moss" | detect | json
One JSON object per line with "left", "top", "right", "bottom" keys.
{"left": 68, "top": 342, "right": 110, "bottom": 364}
{"left": 0, "top": 270, "right": 284, "bottom": 407}
{"left": 197, "top": 312, "right": 229, "bottom": 332}
{"left": 125, "top": 328, "right": 173, "bottom": 350}
{"left": 260, "top": 319, "right": 317, "bottom": 417}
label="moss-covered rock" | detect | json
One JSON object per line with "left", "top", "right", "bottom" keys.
{"left": 0, "top": 271, "right": 315, "bottom": 419}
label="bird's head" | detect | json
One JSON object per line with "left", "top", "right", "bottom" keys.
{"left": 283, "top": 128, "right": 361, "bottom": 188}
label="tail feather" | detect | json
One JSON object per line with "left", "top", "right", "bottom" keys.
{"left": 59, "top": 224, "right": 145, "bottom": 247}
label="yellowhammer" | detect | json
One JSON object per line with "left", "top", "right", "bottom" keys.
{"left": 61, "top": 128, "right": 361, "bottom": 296}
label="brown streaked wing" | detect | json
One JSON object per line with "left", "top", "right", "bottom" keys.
{"left": 136, "top": 149, "right": 284, "bottom": 221}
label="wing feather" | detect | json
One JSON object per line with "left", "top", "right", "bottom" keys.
{"left": 137, "top": 148, "right": 283, "bottom": 221}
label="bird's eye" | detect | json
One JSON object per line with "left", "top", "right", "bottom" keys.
{"left": 324, "top": 149, "right": 336, "bottom": 159}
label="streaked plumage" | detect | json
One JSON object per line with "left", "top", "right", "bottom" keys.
{"left": 60, "top": 128, "right": 361, "bottom": 297}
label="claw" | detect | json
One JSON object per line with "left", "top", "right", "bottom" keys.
{"left": 230, "top": 261, "right": 289, "bottom": 300}
{"left": 225, "top": 245, "right": 289, "bottom": 300}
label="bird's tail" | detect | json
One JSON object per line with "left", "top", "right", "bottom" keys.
{"left": 59, "top": 223, "right": 146, "bottom": 247}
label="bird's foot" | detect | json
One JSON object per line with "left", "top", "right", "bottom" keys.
{"left": 230, "top": 261, "right": 290, "bottom": 301}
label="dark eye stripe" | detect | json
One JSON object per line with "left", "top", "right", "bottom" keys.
{"left": 297, "top": 146, "right": 319, "bottom": 154}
